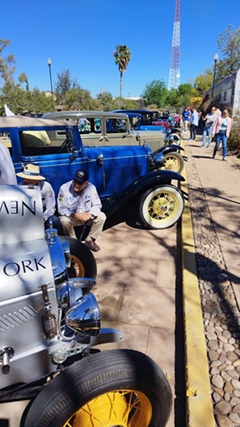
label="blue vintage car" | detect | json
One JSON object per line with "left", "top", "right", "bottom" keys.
{"left": 112, "top": 109, "right": 171, "bottom": 132}
{"left": 0, "top": 116, "right": 185, "bottom": 230}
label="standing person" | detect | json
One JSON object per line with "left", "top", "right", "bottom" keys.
{"left": 188, "top": 107, "right": 199, "bottom": 141}
{"left": 215, "top": 105, "right": 221, "bottom": 117}
{"left": 212, "top": 109, "right": 232, "bottom": 161}
{"left": 57, "top": 170, "right": 106, "bottom": 252}
{"left": 201, "top": 106, "right": 218, "bottom": 147}
{"left": 0, "top": 143, "right": 17, "bottom": 185}
{"left": 17, "top": 164, "right": 61, "bottom": 231}
{"left": 182, "top": 107, "right": 191, "bottom": 133}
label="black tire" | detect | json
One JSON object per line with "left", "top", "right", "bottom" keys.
{"left": 59, "top": 236, "right": 97, "bottom": 279}
{"left": 22, "top": 349, "right": 172, "bottom": 427}
{"left": 163, "top": 151, "right": 184, "bottom": 173}
{"left": 139, "top": 184, "right": 184, "bottom": 229}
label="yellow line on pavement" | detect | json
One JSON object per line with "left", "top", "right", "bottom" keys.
{"left": 181, "top": 157, "right": 215, "bottom": 426}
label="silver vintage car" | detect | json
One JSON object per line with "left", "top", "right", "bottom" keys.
{"left": 42, "top": 110, "right": 165, "bottom": 152}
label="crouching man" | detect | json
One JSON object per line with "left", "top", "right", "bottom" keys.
{"left": 57, "top": 170, "right": 106, "bottom": 252}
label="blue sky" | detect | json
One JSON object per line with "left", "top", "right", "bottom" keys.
{"left": 1, "top": 0, "right": 239, "bottom": 98}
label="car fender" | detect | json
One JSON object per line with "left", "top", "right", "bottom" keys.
{"left": 160, "top": 145, "right": 184, "bottom": 155}
{"left": 102, "top": 169, "right": 185, "bottom": 216}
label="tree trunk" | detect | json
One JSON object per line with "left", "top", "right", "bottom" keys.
{"left": 120, "top": 71, "right": 123, "bottom": 98}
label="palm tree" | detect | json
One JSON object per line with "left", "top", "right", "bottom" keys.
{"left": 113, "top": 45, "right": 131, "bottom": 98}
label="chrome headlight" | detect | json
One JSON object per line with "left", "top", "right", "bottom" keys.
{"left": 153, "top": 151, "right": 165, "bottom": 168}
{"left": 65, "top": 293, "right": 100, "bottom": 336}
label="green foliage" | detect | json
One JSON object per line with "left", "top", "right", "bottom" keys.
{"left": 0, "top": 81, "right": 55, "bottom": 114}
{"left": 18, "top": 73, "right": 29, "bottom": 91}
{"left": 178, "top": 83, "right": 192, "bottom": 96}
{"left": 55, "top": 69, "right": 77, "bottom": 103}
{"left": 216, "top": 25, "right": 240, "bottom": 81}
{"left": 64, "top": 86, "right": 96, "bottom": 110}
{"left": 228, "top": 116, "right": 240, "bottom": 157}
{"left": 113, "top": 45, "right": 131, "bottom": 73}
{"left": 0, "top": 38, "right": 16, "bottom": 83}
{"left": 96, "top": 91, "right": 114, "bottom": 110}
{"left": 194, "top": 69, "right": 213, "bottom": 96}
{"left": 141, "top": 79, "right": 168, "bottom": 108}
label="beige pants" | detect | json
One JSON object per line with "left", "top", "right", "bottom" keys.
{"left": 60, "top": 211, "right": 106, "bottom": 241}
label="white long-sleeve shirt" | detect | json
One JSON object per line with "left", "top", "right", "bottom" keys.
{"left": 39, "top": 181, "right": 56, "bottom": 221}
{"left": 57, "top": 181, "right": 102, "bottom": 218}
{"left": 20, "top": 181, "right": 56, "bottom": 221}
{"left": 0, "top": 143, "right": 17, "bottom": 185}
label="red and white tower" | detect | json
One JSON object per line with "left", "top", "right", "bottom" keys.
{"left": 168, "top": 0, "right": 181, "bottom": 90}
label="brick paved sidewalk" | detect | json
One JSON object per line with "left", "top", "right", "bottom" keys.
{"left": 184, "top": 134, "right": 240, "bottom": 427}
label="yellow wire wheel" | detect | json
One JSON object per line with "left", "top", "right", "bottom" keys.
{"left": 139, "top": 185, "right": 184, "bottom": 229}
{"left": 65, "top": 390, "right": 152, "bottom": 427}
{"left": 163, "top": 152, "right": 184, "bottom": 173}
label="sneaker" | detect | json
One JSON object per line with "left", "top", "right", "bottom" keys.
{"left": 188, "top": 138, "right": 192, "bottom": 140}
{"left": 85, "top": 238, "right": 100, "bottom": 252}
{"left": 222, "top": 157, "right": 227, "bottom": 161}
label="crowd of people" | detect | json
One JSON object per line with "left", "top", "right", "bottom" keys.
{"left": 0, "top": 155, "right": 106, "bottom": 252}
{"left": 181, "top": 105, "right": 232, "bottom": 161}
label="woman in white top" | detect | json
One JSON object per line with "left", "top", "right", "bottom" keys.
{"left": 212, "top": 109, "right": 232, "bottom": 161}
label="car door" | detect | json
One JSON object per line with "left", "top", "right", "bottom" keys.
{"left": 12, "top": 125, "right": 105, "bottom": 197}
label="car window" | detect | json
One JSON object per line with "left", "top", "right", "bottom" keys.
{"left": 20, "top": 129, "right": 72, "bottom": 156}
{"left": 78, "top": 117, "right": 102, "bottom": 134}
{"left": 106, "top": 118, "right": 127, "bottom": 134}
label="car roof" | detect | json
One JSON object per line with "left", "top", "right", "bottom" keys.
{"left": 42, "top": 111, "right": 129, "bottom": 120}
{"left": 0, "top": 116, "right": 73, "bottom": 129}
{"left": 113, "top": 109, "right": 160, "bottom": 114}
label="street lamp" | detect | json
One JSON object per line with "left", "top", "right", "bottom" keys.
{"left": 47, "top": 57, "right": 53, "bottom": 95}
{"left": 211, "top": 53, "right": 219, "bottom": 99}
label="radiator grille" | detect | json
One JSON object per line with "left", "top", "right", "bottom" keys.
{"left": 0, "top": 305, "right": 38, "bottom": 331}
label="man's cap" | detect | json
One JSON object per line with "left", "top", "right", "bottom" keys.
{"left": 16, "top": 164, "right": 45, "bottom": 180}
{"left": 73, "top": 170, "right": 89, "bottom": 184}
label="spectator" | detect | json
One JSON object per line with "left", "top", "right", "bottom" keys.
{"left": 212, "top": 109, "right": 232, "bottom": 161}
{"left": 17, "top": 164, "right": 61, "bottom": 231}
{"left": 188, "top": 107, "right": 199, "bottom": 141}
{"left": 57, "top": 170, "right": 106, "bottom": 252}
{"left": 0, "top": 143, "right": 17, "bottom": 185}
{"left": 182, "top": 107, "right": 191, "bottom": 133}
{"left": 215, "top": 105, "right": 222, "bottom": 117}
{"left": 201, "top": 106, "right": 218, "bottom": 147}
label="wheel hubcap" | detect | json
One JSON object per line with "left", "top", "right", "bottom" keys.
{"left": 164, "top": 156, "right": 180, "bottom": 171}
{"left": 149, "top": 193, "right": 176, "bottom": 220}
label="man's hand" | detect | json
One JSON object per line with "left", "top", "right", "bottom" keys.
{"left": 72, "top": 212, "right": 92, "bottom": 222}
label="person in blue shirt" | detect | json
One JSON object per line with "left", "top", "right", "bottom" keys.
{"left": 182, "top": 107, "right": 191, "bottom": 133}
{"left": 188, "top": 107, "right": 199, "bottom": 141}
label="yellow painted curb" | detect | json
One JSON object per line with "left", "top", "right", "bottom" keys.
{"left": 181, "top": 154, "right": 215, "bottom": 426}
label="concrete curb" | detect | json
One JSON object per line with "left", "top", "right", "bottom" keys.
{"left": 181, "top": 152, "right": 215, "bottom": 426}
